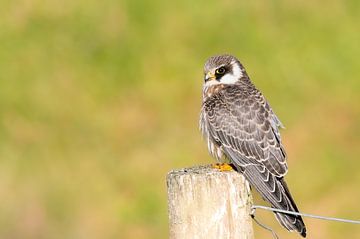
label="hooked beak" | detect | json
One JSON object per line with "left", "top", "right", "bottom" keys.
{"left": 204, "top": 72, "right": 216, "bottom": 82}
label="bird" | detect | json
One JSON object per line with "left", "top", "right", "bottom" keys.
{"left": 199, "top": 54, "right": 307, "bottom": 237}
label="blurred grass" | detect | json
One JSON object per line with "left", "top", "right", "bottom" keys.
{"left": 0, "top": 0, "right": 359, "bottom": 238}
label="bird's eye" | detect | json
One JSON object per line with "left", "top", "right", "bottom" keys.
{"left": 215, "top": 67, "right": 226, "bottom": 75}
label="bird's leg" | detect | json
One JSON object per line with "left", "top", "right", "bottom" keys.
{"left": 212, "top": 163, "right": 234, "bottom": 172}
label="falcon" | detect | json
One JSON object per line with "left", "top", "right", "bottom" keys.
{"left": 199, "top": 54, "right": 306, "bottom": 237}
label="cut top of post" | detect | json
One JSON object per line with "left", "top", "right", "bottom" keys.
{"left": 167, "top": 165, "right": 254, "bottom": 239}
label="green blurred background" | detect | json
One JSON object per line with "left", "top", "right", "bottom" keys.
{"left": 1, "top": 0, "right": 359, "bottom": 238}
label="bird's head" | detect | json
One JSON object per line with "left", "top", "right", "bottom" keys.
{"left": 203, "top": 54, "right": 247, "bottom": 86}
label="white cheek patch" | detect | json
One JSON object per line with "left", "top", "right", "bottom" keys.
{"left": 219, "top": 74, "right": 239, "bottom": 84}
{"left": 231, "top": 62, "right": 243, "bottom": 78}
{"left": 220, "top": 62, "right": 243, "bottom": 84}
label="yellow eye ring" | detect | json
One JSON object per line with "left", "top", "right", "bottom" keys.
{"left": 215, "top": 67, "right": 226, "bottom": 75}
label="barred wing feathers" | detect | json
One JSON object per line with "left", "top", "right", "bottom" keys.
{"left": 203, "top": 85, "right": 306, "bottom": 237}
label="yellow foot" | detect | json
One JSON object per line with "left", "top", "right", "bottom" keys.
{"left": 212, "top": 163, "right": 233, "bottom": 172}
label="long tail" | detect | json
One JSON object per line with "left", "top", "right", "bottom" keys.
{"left": 239, "top": 164, "right": 307, "bottom": 237}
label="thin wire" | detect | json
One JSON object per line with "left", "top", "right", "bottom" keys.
{"left": 251, "top": 205, "right": 360, "bottom": 224}
{"left": 250, "top": 213, "right": 279, "bottom": 239}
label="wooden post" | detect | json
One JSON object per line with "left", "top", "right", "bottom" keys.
{"left": 167, "top": 165, "right": 254, "bottom": 239}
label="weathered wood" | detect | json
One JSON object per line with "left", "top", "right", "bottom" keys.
{"left": 167, "top": 165, "right": 254, "bottom": 239}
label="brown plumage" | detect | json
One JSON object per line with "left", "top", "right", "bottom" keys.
{"left": 200, "top": 54, "right": 306, "bottom": 237}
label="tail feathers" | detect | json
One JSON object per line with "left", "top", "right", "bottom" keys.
{"left": 275, "top": 211, "right": 306, "bottom": 237}
{"left": 275, "top": 178, "right": 306, "bottom": 237}
{"left": 239, "top": 165, "right": 307, "bottom": 237}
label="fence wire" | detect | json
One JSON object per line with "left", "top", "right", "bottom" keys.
{"left": 250, "top": 204, "right": 360, "bottom": 238}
